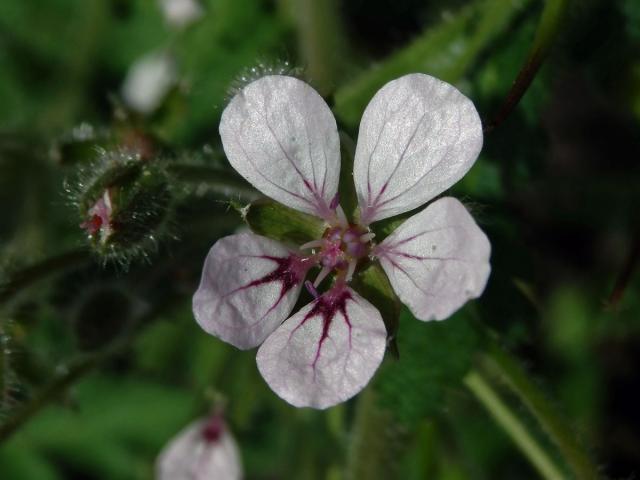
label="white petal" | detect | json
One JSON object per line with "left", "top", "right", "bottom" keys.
{"left": 156, "top": 419, "right": 243, "bottom": 480}
{"left": 256, "top": 287, "right": 387, "bottom": 409}
{"left": 353, "top": 74, "right": 483, "bottom": 224}
{"left": 376, "top": 197, "right": 491, "bottom": 321}
{"left": 193, "top": 233, "right": 309, "bottom": 350}
{"left": 220, "top": 75, "right": 340, "bottom": 220}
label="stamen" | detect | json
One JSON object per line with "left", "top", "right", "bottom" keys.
{"left": 299, "top": 239, "right": 323, "bottom": 250}
{"left": 305, "top": 280, "right": 319, "bottom": 299}
{"left": 313, "top": 265, "right": 332, "bottom": 287}
{"left": 335, "top": 205, "right": 348, "bottom": 227}
{"left": 346, "top": 259, "right": 357, "bottom": 282}
{"left": 359, "top": 232, "right": 375, "bottom": 243}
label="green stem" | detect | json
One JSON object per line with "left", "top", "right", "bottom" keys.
{"left": 166, "top": 164, "right": 256, "bottom": 199}
{"left": 345, "top": 388, "right": 408, "bottom": 480}
{"left": 464, "top": 370, "right": 566, "bottom": 480}
{"left": 0, "top": 249, "right": 91, "bottom": 305}
{"left": 292, "top": 0, "right": 350, "bottom": 96}
{"left": 483, "top": 341, "right": 600, "bottom": 480}
{"left": 484, "top": 0, "right": 571, "bottom": 132}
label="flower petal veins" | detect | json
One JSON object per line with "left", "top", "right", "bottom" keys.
{"left": 220, "top": 75, "right": 341, "bottom": 220}
{"left": 193, "top": 233, "right": 309, "bottom": 350}
{"left": 353, "top": 73, "right": 483, "bottom": 224}
{"left": 256, "top": 287, "right": 387, "bottom": 409}
{"left": 375, "top": 197, "right": 491, "bottom": 321}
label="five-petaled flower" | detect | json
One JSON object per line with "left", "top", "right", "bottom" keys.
{"left": 193, "top": 73, "right": 491, "bottom": 409}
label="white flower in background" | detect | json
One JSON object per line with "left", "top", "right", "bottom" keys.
{"left": 193, "top": 73, "right": 491, "bottom": 409}
{"left": 156, "top": 414, "right": 243, "bottom": 480}
{"left": 121, "top": 51, "right": 176, "bottom": 115}
{"left": 158, "top": 0, "right": 204, "bottom": 28}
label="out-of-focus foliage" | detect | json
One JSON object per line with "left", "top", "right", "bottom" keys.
{"left": 1, "top": 0, "right": 640, "bottom": 479}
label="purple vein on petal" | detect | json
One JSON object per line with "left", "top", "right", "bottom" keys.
{"left": 221, "top": 255, "right": 309, "bottom": 328}
{"left": 288, "top": 288, "right": 353, "bottom": 371}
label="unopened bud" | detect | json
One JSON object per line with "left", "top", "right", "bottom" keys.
{"left": 70, "top": 149, "right": 174, "bottom": 265}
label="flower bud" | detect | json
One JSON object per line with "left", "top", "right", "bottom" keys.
{"left": 156, "top": 413, "right": 243, "bottom": 480}
{"left": 70, "top": 149, "right": 174, "bottom": 265}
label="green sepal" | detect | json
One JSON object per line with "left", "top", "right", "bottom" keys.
{"left": 351, "top": 262, "right": 400, "bottom": 354}
{"left": 237, "top": 199, "right": 325, "bottom": 246}
{"left": 337, "top": 131, "right": 359, "bottom": 222}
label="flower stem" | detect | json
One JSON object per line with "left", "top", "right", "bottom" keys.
{"left": 290, "top": 0, "right": 350, "bottom": 96}
{"left": 464, "top": 370, "right": 566, "bottom": 480}
{"left": 482, "top": 340, "right": 600, "bottom": 480}
{"left": 0, "top": 249, "right": 90, "bottom": 305}
{"left": 484, "top": 0, "right": 571, "bottom": 132}
{"left": 345, "top": 388, "right": 408, "bottom": 480}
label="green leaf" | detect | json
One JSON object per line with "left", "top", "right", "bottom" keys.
{"left": 374, "top": 309, "right": 480, "bottom": 425}
{"left": 333, "top": 0, "right": 530, "bottom": 127}
{"left": 239, "top": 199, "right": 326, "bottom": 246}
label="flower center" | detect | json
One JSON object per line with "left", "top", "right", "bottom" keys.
{"left": 320, "top": 225, "right": 370, "bottom": 268}
{"left": 300, "top": 223, "right": 375, "bottom": 291}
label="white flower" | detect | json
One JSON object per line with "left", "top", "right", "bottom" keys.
{"left": 156, "top": 414, "right": 243, "bottom": 480}
{"left": 193, "top": 74, "right": 491, "bottom": 409}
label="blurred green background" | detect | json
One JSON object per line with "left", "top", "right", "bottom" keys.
{"left": 1, "top": 0, "right": 640, "bottom": 478}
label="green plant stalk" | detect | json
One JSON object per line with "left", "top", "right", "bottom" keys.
{"left": 485, "top": 0, "right": 571, "bottom": 131}
{"left": 464, "top": 370, "right": 566, "bottom": 480}
{"left": 345, "top": 388, "right": 408, "bottom": 480}
{"left": 292, "top": 0, "right": 350, "bottom": 96}
{"left": 483, "top": 341, "right": 600, "bottom": 480}
{"left": 0, "top": 249, "right": 91, "bottom": 305}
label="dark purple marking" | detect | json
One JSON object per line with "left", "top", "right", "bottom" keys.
{"left": 290, "top": 287, "right": 353, "bottom": 370}
{"left": 201, "top": 414, "right": 225, "bottom": 444}
{"left": 226, "top": 255, "right": 311, "bottom": 319}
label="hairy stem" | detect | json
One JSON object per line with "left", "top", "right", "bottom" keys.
{"left": 345, "top": 388, "right": 408, "bottom": 480}
{"left": 484, "top": 0, "right": 571, "bottom": 132}
{"left": 483, "top": 341, "right": 600, "bottom": 480}
{"left": 464, "top": 370, "right": 566, "bottom": 480}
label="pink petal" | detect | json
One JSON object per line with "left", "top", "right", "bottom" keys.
{"left": 376, "top": 197, "right": 491, "bottom": 321}
{"left": 353, "top": 74, "right": 483, "bottom": 224}
{"left": 193, "top": 233, "right": 310, "bottom": 350}
{"left": 220, "top": 75, "right": 340, "bottom": 220}
{"left": 156, "top": 418, "right": 243, "bottom": 480}
{"left": 256, "top": 287, "right": 387, "bottom": 409}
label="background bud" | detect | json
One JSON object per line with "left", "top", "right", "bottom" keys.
{"left": 156, "top": 414, "right": 243, "bottom": 480}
